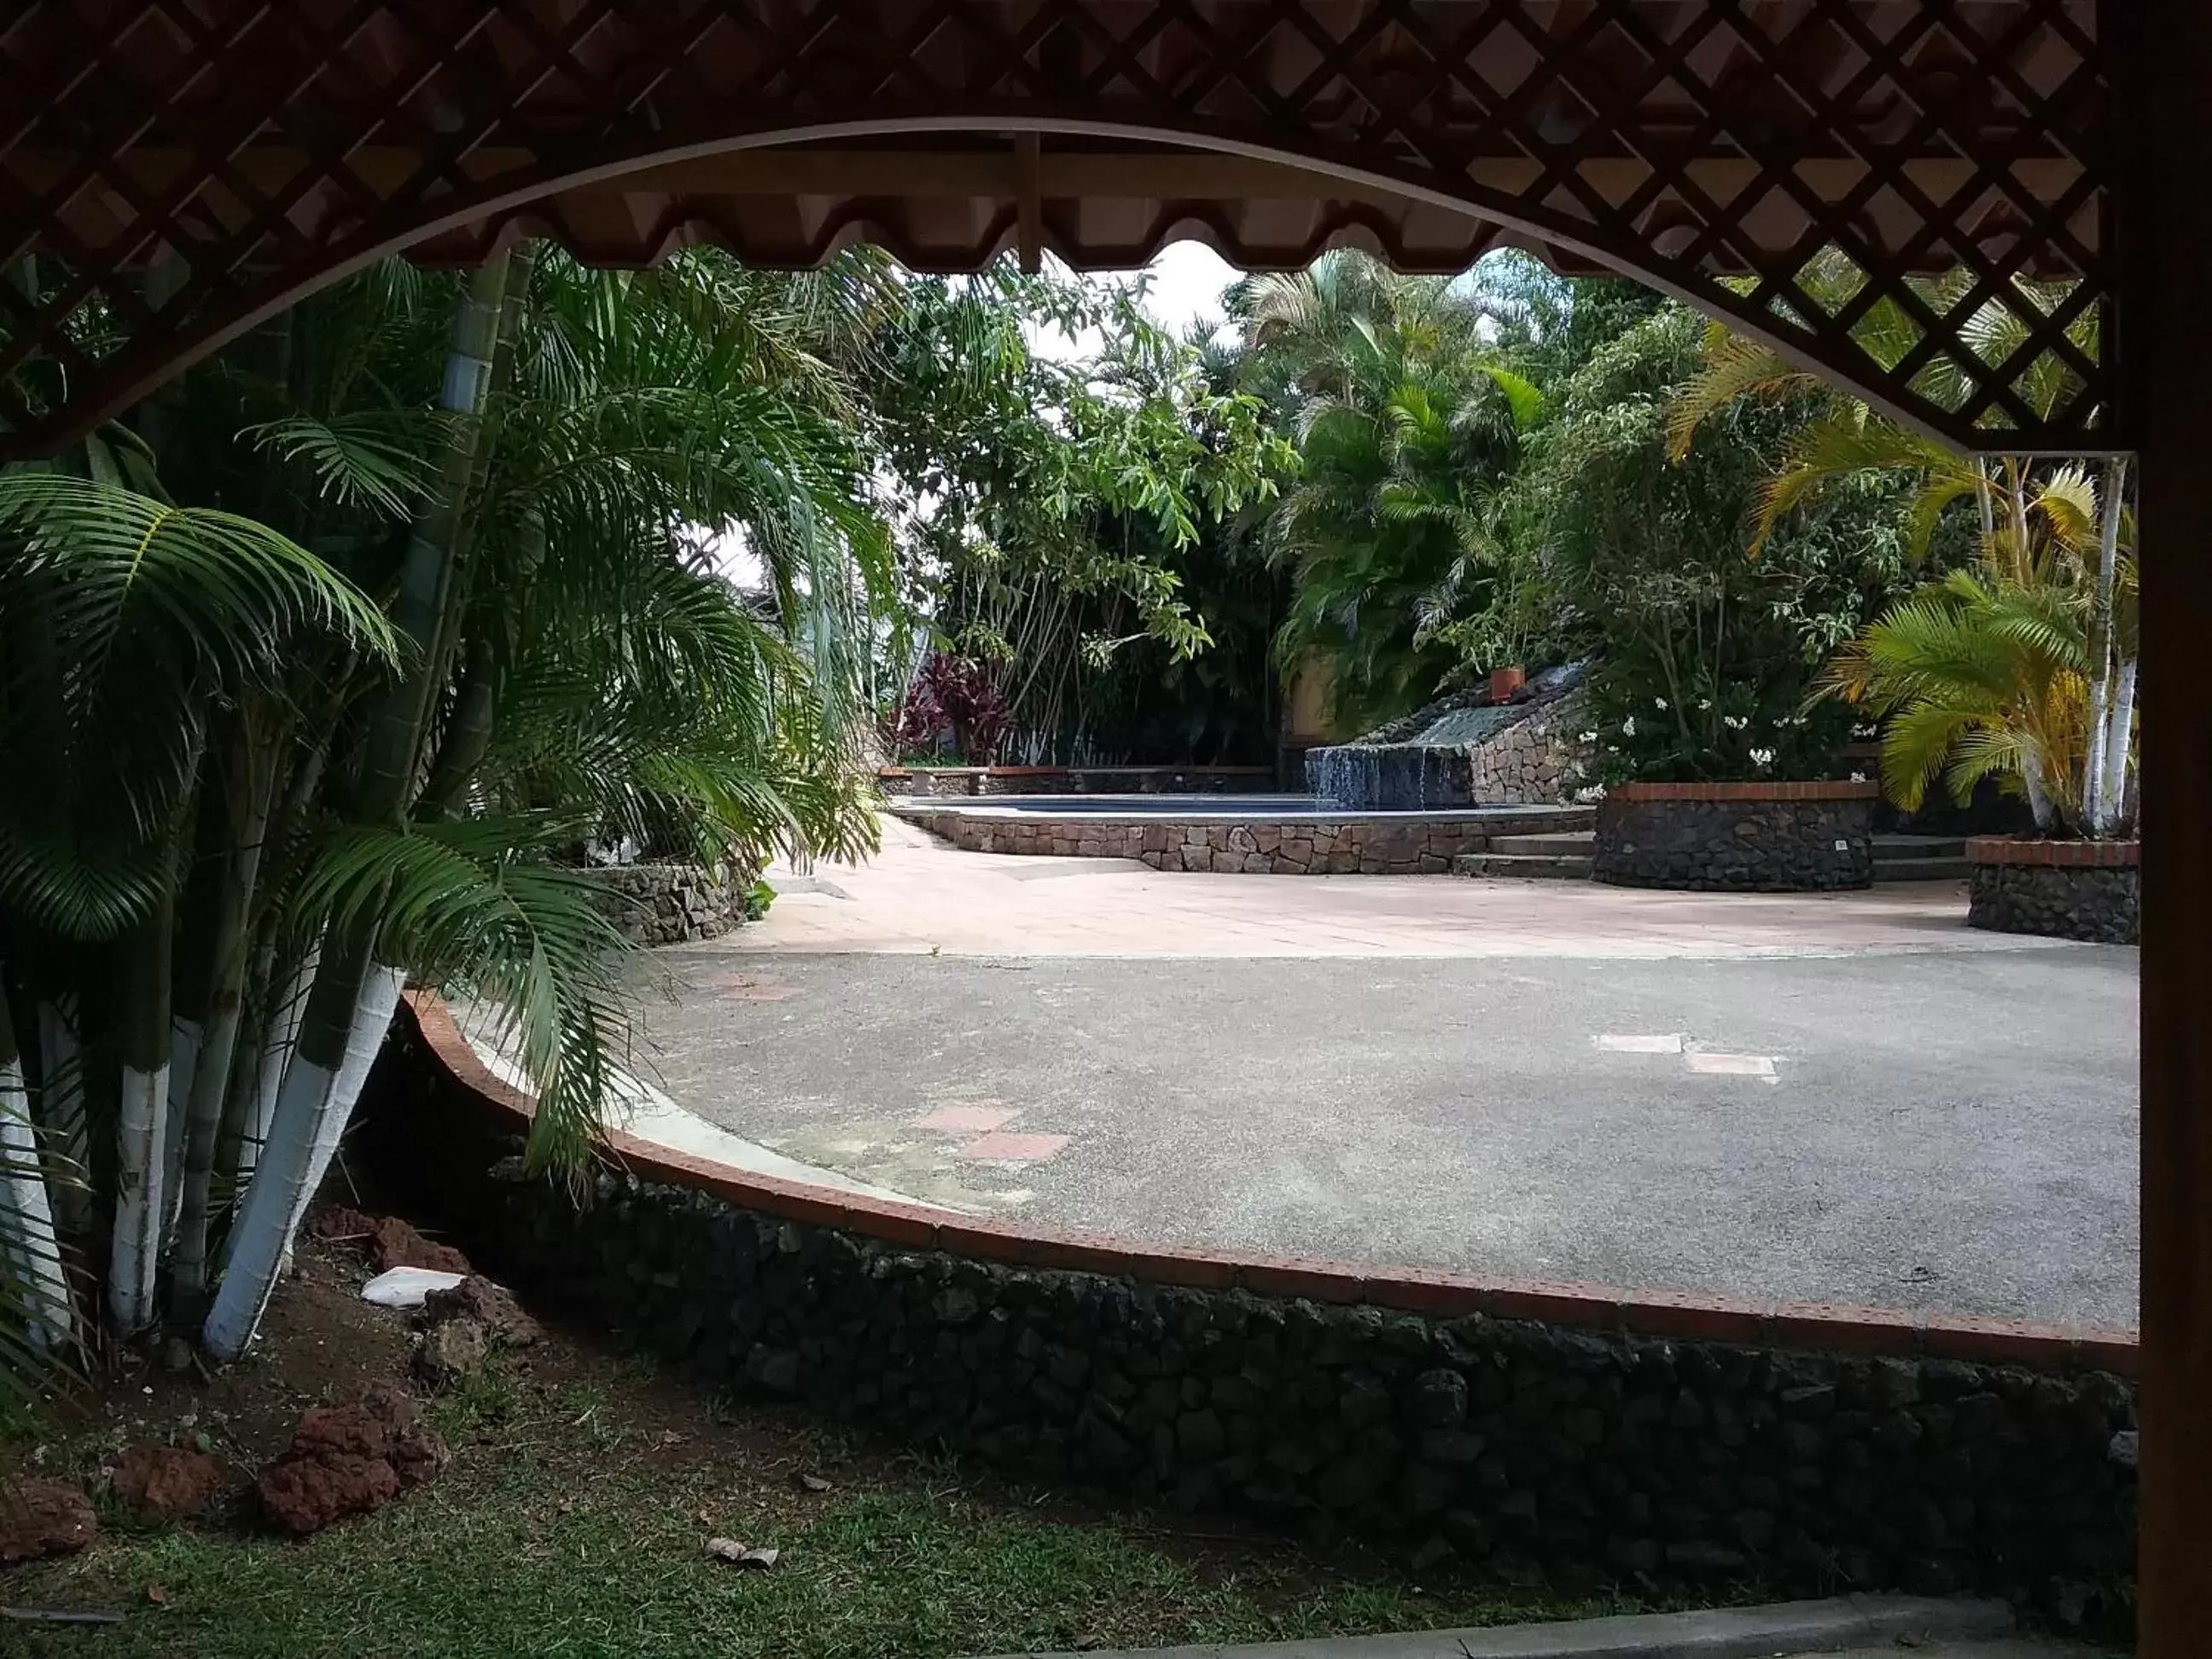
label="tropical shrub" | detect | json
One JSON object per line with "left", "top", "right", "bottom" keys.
{"left": 1527, "top": 304, "right": 1919, "bottom": 785}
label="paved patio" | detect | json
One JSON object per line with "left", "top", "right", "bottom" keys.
{"left": 616, "top": 821, "right": 2139, "bottom": 1329}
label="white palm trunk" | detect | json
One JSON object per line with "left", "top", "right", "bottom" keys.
{"left": 34, "top": 1000, "right": 88, "bottom": 1231}
{"left": 160, "top": 1015, "right": 201, "bottom": 1237}
{"left": 241, "top": 946, "right": 317, "bottom": 1185}
{"left": 203, "top": 960, "right": 401, "bottom": 1361}
{"left": 109, "top": 1058, "right": 168, "bottom": 1332}
{"left": 201, "top": 1043, "right": 327, "bottom": 1359}
{"left": 0, "top": 1009, "right": 75, "bottom": 1351}
{"left": 280, "top": 962, "right": 404, "bottom": 1266}
{"left": 2103, "top": 658, "right": 2139, "bottom": 826}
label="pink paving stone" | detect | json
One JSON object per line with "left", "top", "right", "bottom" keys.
{"left": 959, "top": 1132, "right": 1070, "bottom": 1163}
{"left": 911, "top": 1104, "right": 1017, "bottom": 1133}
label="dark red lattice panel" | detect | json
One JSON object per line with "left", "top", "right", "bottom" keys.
{"left": 0, "top": 1, "right": 2110, "bottom": 454}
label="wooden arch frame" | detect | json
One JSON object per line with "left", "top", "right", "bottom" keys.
{"left": 1, "top": 0, "right": 2107, "bottom": 457}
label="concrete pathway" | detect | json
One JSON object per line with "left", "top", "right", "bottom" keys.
{"left": 610, "top": 821, "right": 2138, "bottom": 1327}
{"left": 739, "top": 818, "right": 2071, "bottom": 961}
{"left": 976, "top": 1593, "right": 2116, "bottom": 1657}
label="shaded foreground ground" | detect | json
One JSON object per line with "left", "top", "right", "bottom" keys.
{"left": 0, "top": 1247, "right": 1684, "bottom": 1658}
{"left": 623, "top": 826, "right": 2139, "bottom": 1329}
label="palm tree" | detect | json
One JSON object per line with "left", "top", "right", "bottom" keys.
{"left": 1240, "top": 253, "right": 1542, "bottom": 733}
{"left": 0, "top": 242, "right": 895, "bottom": 1382}
{"left": 1670, "top": 261, "right": 2133, "bottom": 835}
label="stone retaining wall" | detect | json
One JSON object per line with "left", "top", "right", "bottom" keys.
{"left": 1594, "top": 783, "right": 1877, "bottom": 893}
{"left": 1967, "top": 841, "right": 2139, "bottom": 945}
{"left": 369, "top": 994, "right": 2138, "bottom": 1622}
{"left": 898, "top": 807, "right": 1592, "bottom": 875}
{"left": 1467, "top": 689, "right": 1589, "bottom": 806}
{"left": 883, "top": 765, "right": 1278, "bottom": 798}
{"left": 577, "top": 860, "right": 759, "bottom": 946}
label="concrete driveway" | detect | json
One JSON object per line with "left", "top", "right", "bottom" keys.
{"left": 620, "top": 822, "right": 2139, "bottom": 1329}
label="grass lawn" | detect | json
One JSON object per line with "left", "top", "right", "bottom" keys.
{"left": 3, "top": 1249, "right": 1668, "bottom": 1658}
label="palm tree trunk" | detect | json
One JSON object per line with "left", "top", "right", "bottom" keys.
{"left": 2104, "top": 657, "right": 2139, "bottom": 826}
{"left": 167, "top": 731, "right": 277, "bottom": 1319}
{"left": 33, "top": 999, "right": 88, "bottom": 1234}
{"left": 2083, "top": 457, "right": 2128, "bottom": 834}
{"left": 109, "top": 897, "right": 176, "bottom": 1333}
{"left": 203, "top": 253, "right": 518, "bottom": 1363}
{"left": 275, "top": 962, "right": 404, "bottom": 1278}
{"left": 0, "top": 980, "right": 76, "bottom": 1351}
{"left": 236, "top": 941, "right": 315, "bottom": 1185}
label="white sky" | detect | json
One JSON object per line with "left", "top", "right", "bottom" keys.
{"left": 1023, "top": 241, "right": 1241, "bottom": 362}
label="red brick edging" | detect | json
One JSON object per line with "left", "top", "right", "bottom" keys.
{"left": 1611, "top": 780, "right": 1881, "bottom": 803}
{"left": 1968, "top": 836, "right": 2141, "bottom": 868}
{"left": 402, "top": 991, "right": 2136, "bottom": 1378}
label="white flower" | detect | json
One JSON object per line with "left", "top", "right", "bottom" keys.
{"left": 1579, "top": 731, "right": 1599, "bottom": 743}
{"left": 1750, "top": 747, "right": 1776, "bottom": 768}
{"left": 1654, "top": 697, "right": 1668, "bottom": 711}
{"left": 1723, "top": 714, "right": 1748, "bottom": 731}
{"left": 1697, "top": 698, "right": 1712, "bottom": 711}
{"left": 1850, "top": 771, "right": 1867, "bottom": 783}
{"left": 1621, "top": 715, "right": 1638, "bottom": 737}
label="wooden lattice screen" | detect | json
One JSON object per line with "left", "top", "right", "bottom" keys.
{"left": 0, "top": 0, "right": 2109, "bottom": 456}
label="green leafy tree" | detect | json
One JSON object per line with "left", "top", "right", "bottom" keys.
{"left": 1234, "top": 252, "right": 1544, "bottom": 735}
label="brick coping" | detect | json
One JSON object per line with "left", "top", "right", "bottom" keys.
{"left": 1610, "top": 780, "right": 1881, "bottom": 803}
{"left": 1968, "top": 836, "right": 2141, "bottom": 868}
{"left": 402, "top": 990, "right": 2136, "bottom": 1378}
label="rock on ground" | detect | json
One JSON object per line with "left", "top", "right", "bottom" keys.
{"left": 256, "top": 1382, "right": 449, "bottom": 1535}
{"left": 311, "top": 1204, "right": 473, "bottom": 1276}
{"left": 413, "top": 1316, "right": 489, "bottom": 1390}
{"left": 421, "top": 1276, "right": 541, "bottom": 1346}
{"left": 111, "top": 1442, "right": 227, "bottom": 1520}
{"left": 0, "top": 1476, "right": 98, "bottom": 1562}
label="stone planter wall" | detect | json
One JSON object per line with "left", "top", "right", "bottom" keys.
{"left": 577, "top": 860, "right": 760, "bottom": 946}
{"left": 1967, "top": 841, "right": 2139, "bottom": 945}
{"left": 366, "top": 993, "right": 2139, "bottom": 1622}
{"left": 882, "top": 765, "right": 1278, "bottom": 799}
{"left": 1593, "top": 783, "right": 1877, "bottom": 893}
{"left": 896, "top": 806, "right": 1592, "bottom": 875}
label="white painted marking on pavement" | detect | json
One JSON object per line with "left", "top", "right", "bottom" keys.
{"left": 1594, "top": 1033, "right": 1685, "bottom": 1053}
{"left": 1685, "top": 1051, "right": 1778, "bottom": 1078}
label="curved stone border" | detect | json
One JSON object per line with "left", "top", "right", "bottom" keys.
{"left": 399, "top": 991, "right": 2133, "bottom": 1375}
{"left": 882, "top": 765, "right": 1277, "bottom": 799}
{"left": 1594, "top": 782, "right": 1877, "bottom": 893}
{"left": 893, "top": 803, "right": 1594, "bottom": 876}
{"left": 372, "top": 989, "right": 2138, "bottom": 1611}
{"left": 1967, "top": 838, "right": 2140, "bottom": 945}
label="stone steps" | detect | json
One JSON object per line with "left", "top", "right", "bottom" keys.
{"left": 1490, "top": 830, "right": 1596, "bottom": 857}
{"left": 1872, "top": 834, "right": 1969, "bottom": 882}
{"left": 1454, "top": 852, "right": 1594, "bottom": 881}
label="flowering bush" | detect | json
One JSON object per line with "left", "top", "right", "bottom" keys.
{"left": 1570, "top": 666, "right": 1855, "bottom": 789}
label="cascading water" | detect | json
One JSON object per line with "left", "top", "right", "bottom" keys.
{"left": 1306, "top": 740, "right": 1476, "bottom": 810}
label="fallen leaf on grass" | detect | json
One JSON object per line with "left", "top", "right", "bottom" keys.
{"left": 703, "top": 1538, "right": 778, "bottom": 1569}
{"left": 144, "top": 1586, "right": 168, "bottom": 1606}
{"left": 794, "top": 1472, "right": 833, "bottom": 1493}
